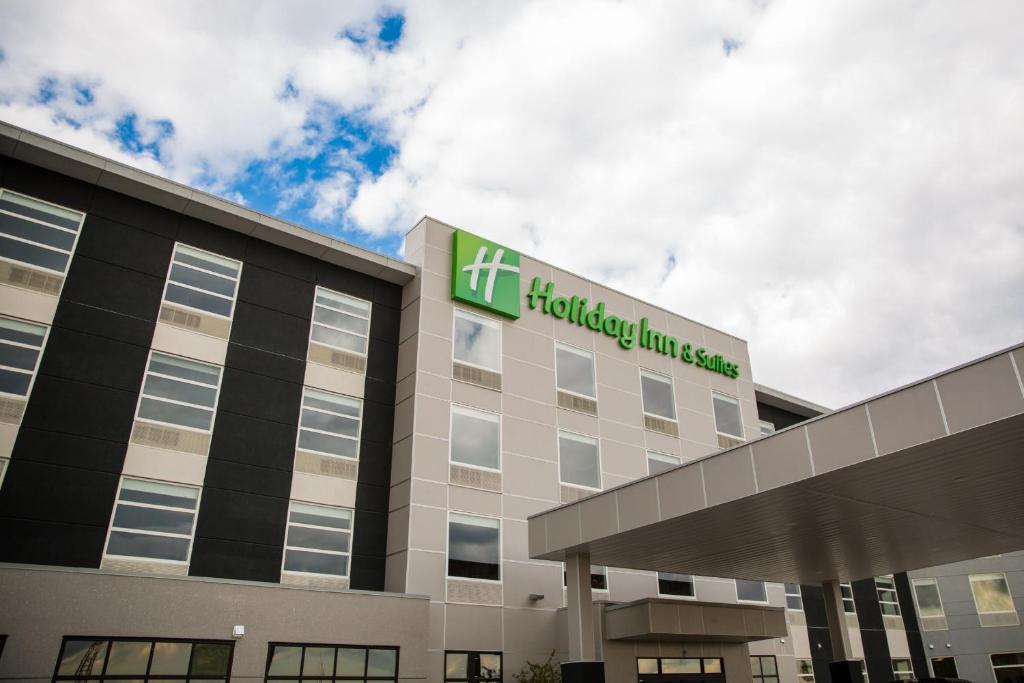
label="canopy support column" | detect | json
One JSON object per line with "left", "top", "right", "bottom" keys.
{"left": 823, "top": 580, "right": 864, "bottom": 683}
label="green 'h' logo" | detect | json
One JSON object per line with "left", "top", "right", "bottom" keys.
{"left": 451, "top": 229, "right": 521, "bottom": 319}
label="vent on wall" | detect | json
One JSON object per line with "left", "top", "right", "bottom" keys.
{"left": 294, "top": 450, "right": 358, "bottom": 480}
{"left": 560, "top": 485, "right": 596, "bottom": 504}
{"left": 920, "top": 616, "right": 948, "bottom": 631}
{"left": 1, "top": 262, "right": 62, "bottom": 295}
{"left": 100, "top": 557, "right": 188, "bottom": 576}
{"left": 450, "top": 464, "right": 501, "bottom": 492}
{"left": 452, "top": 362, "right": 502, "bottom": 391}
{"left": 282, "top": 573, "right": 349, "bottom": 590}
{"left": 131, "top": 421, "right": 211, "bottom": 456}
{"left": 557, "top": 391, "right": 597, "bottom": 416}
{"left": 980, "top": 612, "right": 1020, "bottom": 627}
{"left": 718, "top": 434, "right": 744, "bottom": 449}
{"left": 0, "top": 397, "right": 26, "bottom": 425}
{"left": 447, "top": 578, "right": 502, "bottom": 606}
{"left": 644, "top": 415, "right": 679, "bottom": 437}
{"left": 309, "top": 342, "right": 367, "bottom": 374}
{"left": 159, "top": 304, "right": 232, "bottom": 339}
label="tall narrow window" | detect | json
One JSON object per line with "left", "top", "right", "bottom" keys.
{"left": 876, "top": 575, "right": 902, "bottom": 616}
{"left": 842, "top": 582, "right": 856, "bottom": 613}
{"left": 658, "top": 572, "right": 695, "bottom": 598}
{"left": 970, "top": 573, "right": 1019, "bottom": 626}
{"left": 311, "top": 287, "right": 371, "bottom": 356}
{"left": 162, "top": 243, "right": 241, "bottom": 320}
{"left": 555, "top": 343, "right": 597, "bottom": 414}
{"left": 453, "top": 309, "right": 501, "bottom": 391}
{"left": 283, "top": 502, "right": 353, "bottom": 578}
{"left": 450, "top": 405, "right": 501, "bottom": 471}
{"left": 104, "top": 478, "right": 200, "bottom": 564}
{"left": 785, "top": 583, "right": 804, "bottom": 610}
{"left": 892, "top": 659, "right": 914, "bottom": 681}
{"left": 136, "top": 352, "right": 222, "bottom": 433}
{"left": 737, "top": 579, "right": 767, "bottom": 602}
{"left": 445, "top": 651, "right": 502, "bottom": 682}
{"left": 0, "top": 316, "right": 47, "bottom": 414}
{"left": 912, "top": 577, "right": 947, "bottom": 630}
{"left": 0, "top": 189, "right": 84, "bottom": 293}
{"left": 448, "top": 513, "right": 500, "bottom": 581}
{"left": 297, "top": 388, "right": 362, "bottom": 461}
{"left": 647, "top": 451, "right": 681, "bottom": 475}
{"left": 558, "top": 431, "right": 600, "bottom": 491}
{"left": 712, "top": 392, "right": 744, "bottom": 446}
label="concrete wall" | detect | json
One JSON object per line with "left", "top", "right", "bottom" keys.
{"left": 0, "top": 564, "right": 429, "bottom": 681}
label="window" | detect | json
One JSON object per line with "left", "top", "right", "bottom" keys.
{"left": 751, "top": 656, "right": 779, "bottom": 683}
{"left": 162, "top": 243, "right": 241, "bottom": 319}
{"left": 445, "top": 651, "right": 501, "bottom": 682}
{"left": 658, "top": 572, "right": 695, "bottom": 598}
{"left": 448, "top": 513, "right": 500, "bottom": 581}
{"left": 842, "top": 582, "right": 856, "bottom": 613}
{"left": 104, "top": 478, "right": 200, "bottom": 564}
{"left": 283, "top": 502, "right": 353, "bottom": 578}
{"left": 737, "top": 579, "right": 767, "bottom": 602}
{"left": 0, "top": 188, "right": 84, "bottom": 280}
{"left": 970, "top": 573, "right": 1018, "bottom": 621}
{"left": 558, "top": 431, "right": 600, "bottom": 490}
{"left": 876, "top": 575, "right": 901, "bottom": 616}
{"left": 0, "top": 316, "right": 47, "bottom": 401}
{"left": 310, "top": 286, "right": 372, "bottom": 356}
{"left": 54, "top": 637, "right": 233, "bottom": 681}
{"left": 913, "top": 577, "right": 946, "bottom": 621}
{"left": 640, "top": 369, "right": 676, "bottom": 421}
{"left": 453, "top": 309, "right": 501, "bottom": 372}
{"left": 564, "top": 564, "right": 608, "bottom": 591}
{"left": 266, "top": 643, "right": 398, "bottom": 681}
{"left": 136, "top": 352, "right": 223, "bottom": 433}
{"left": 639, "top": 658, "right": 723, "bottom": 676}
{"left": 712, "top": 392, "right": 744, "bottom": 440}
{"left": 931, "top": 657, "right": 958, "bottom": 678}
{"left": 992, "top": 653, "right": 1024, "bottom": 683}
{"left": 450, "top": 405, "right": 500, "bottom": 471}
{"left": 797, "top": 659, "right": 815, "bottom": 683}
{"left": 647, "top": 451, "right": 681, "bottom": 475}
{"left": 759, "top": 420, "right": 776, "bottom": 436}
{"left": 555, "top": 343, "right": 596, "bottom": 399}
{"left": 785, "top": 583, "right": 804, "bottom": 610}
{"left": 297, "top": 388, "right": 362, "bottom": 461}
{"left": 892, "top": 659, "right": 913, "bottom": 681}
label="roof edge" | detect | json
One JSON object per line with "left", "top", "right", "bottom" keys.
{"left": 754, "top": 383, "right": 831, "bottom": 418}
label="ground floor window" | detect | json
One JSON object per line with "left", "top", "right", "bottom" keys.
{"left": 931, "top": 657, "right": 958, "bottom": 678}
{"left": 751, "top": 656, "right": 778, "bottom": 683}
{"left": 445, "top": 651, "right": 502, "bottom": 682}
{"left": 638, "top": 657, "right": 724, "bottom": 677}
{"left": 53, "top": 637, "right": 232, "bottom": 680}
{"left": 891, "top": 659, "right": 914, "bottom": 681}
{"left": 992, "top": 653, "right": 1024, "bottom": 683}
{"left": 796, "top": 659, "right": 815, "bottom": 683}
{"left": 265, "top": 643, "right": 398, "bottom": 680}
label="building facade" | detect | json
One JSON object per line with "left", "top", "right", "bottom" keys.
{"left": 0, "top": 124, "right": 1021, "bottom": 683}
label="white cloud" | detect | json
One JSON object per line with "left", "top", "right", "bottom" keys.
{"left": 1, "top": 0, "right": 1022, "bottom": 407}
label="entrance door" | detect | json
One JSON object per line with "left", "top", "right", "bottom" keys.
{"left": 637, "top": 657, "right": 725, "bottom": 683}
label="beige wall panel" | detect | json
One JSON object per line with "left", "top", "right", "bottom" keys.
{"left": 849, "top": 624, "right": 865, "bottom": 659}
{"left": 394, "top": 396, "right": 414, "bottom": 442}
{"left": 599, "top": 418, "right": 644, "bottom": 447}
{"left": 406, "top": 549, "right": 447, "bottom": 601}
{"left": 657, "top": 464, "right": 707, "bottom": 519}
{"left": 596, "top": 351, "right": 644, "bottom": 393}
{"left": 422, "top": 218, "right": 454, "bottom": 248}
{"left": 502, "top": 560, "right": 562, "bottom": 609}
{"left": 702, "top": 446, "right": 756, "bottom": 506}
{"left": 556, "top": 407, "right": 599, "bottom": 435}
{"left": 886, "top": 625, "right": 911, "bottom": 658}
{"left": 445, "top": 603, "right": 503, "bottom": 651}
{"left": 303, "top": 360, "right": 365, "bottom": 398}
{"left": 450, "top": 380, "right": 500, "bottom": 412}
{"left": 290, "top": 470, "right": 358, "bottom": 509}
{"left": 428, "top": 602, "right": 445, "bottom": 651}
{"left": 384, "top": 549, "right": 407, "bottom": 593}
{"left": 806, "top": 405, "right": 876, "bottom": 475}
{"left": 638, "top": 348, "right": 674, "bottom": 375}
{"left": 391, "top": 435, "right": 413, "bottom": 485}
{"left": 122, "top": 443, "right": 207, "bottom": 486}
{"left": 503, "top": 416, "right": 556, "bottom": 461}
{"left": 0, "top": 422, "right": 18, "bottom": 458}
{"left": 671, "top": 356, "right": 713, "bottom": 387}
{"left": 389, "top": 479, "right": 411, "bottom": 512}
{"left": 503, "top": 357, "right": 556, "bottom": 404}
{"left": 408, "top": 503, "right": 447, "bottom": 553}
{"left": 678, "top": 408, "right": 718, "bottom": 446}
{"left": 386, "top": 505, "right": 410, "bottom": 556}
{"left": 506, "top": 323, "right": 554, "bottom": 367}
{"left": 678, "top": 381, "right": 714, "bottom": 415}
{"left": 396, "top": 334, "right": 418, "bottom": 382}
{"left": 553, "top": 314, "right": 598, "bottom": 350}
{"left": 399, "top": 297, "right": 421, "bottom": 344}
{"left": 415, "top": 394, "right": 451, "bottom": 440}
{"left": 417, "top": 332, "right": 452, "bottom": 377}
{"left": 617, "top": 478, "right": 660, "bottom": 532}
{"left": 411, "top": 477, "right": 447, "bottom": 509}
{"left": 420, "top": 267, "right": 451, "bottom": 303}
{"left": 516, "top": 261, "right": 554, "bottom": 336}
{"left": 594, "top": 328, "right": 640, "bottom": 364}
{"left": 502, "top": 519, "right": 530, "bottom": 561}
{"left": 868, "top": 381, "right": 947, "bottom": 455}
{"left": 696, "top": 578, "right": 739, "bottom": 604}
{"left": 151, "top": 322, "right": 228, "bottom": 366}
{"left": 578, "top": 489, "right": 618, "bottom": 544}
{"left": 421, "top": 245, "right": 449, "bottom": 278}
{"left": 449, "top": 485, "right": 501, "bottom": 518}
{"left": 597, "top": 385, "right": 643, "bottom": 425}
{"left": 751, "top": 427, "right": 813, "bottom": 491}
{"left": 503, "top": 453, "right": 559, "bottom": 503}
{"left": 681, "top": 438, "right": 716, "bottom": 460}
{"left": 643, "top": 430, "right": 682, "bottom": 457}
{"left": 665, "top": 314, "right": 707, "bottom": 348}
{"left": 703, "top": 328, "right": 738, "bottom": 358}
{"left": 790, "top": 618, "right": 811, "bottom": 657}
{"left": 502, "top": 394, "right": 556, "bottom": 426}
{"left": 0, "top": 283, "right": 58, "bottom": 324}
{"left": 419, "top": 297, "right": 452, "bottom": 340}
{"left": 608, "top": 570, "right": 659, "bottom": 603}
{"left": 936, "top": 353, "right": 1024, "bottom": 432}
{"left": 416, "top": 370, "right": 450, "bottom": 401}
{"left": 503, "top": 607, "right": 560, "bottom": 657}
{"left": 505, "top": 494, "right": 559, "bottom": 521}
{"left": 395, "top": 372, "right": 416, "bottom": 404}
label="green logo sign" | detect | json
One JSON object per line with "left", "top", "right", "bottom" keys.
{"left": 451, "top": 230, "right": 521, "bottom": 319}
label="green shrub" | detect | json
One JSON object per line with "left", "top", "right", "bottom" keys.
{"left": 512, "top": 650, "right": 561, "bottom": 683}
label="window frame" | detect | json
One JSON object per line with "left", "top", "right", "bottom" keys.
{"left": 308, "top": 285, "right": 373, "bottom": 359}
{"left": 52, "top": 635, "right": 235, "bottom": 681}
{"left": 639, "top": 657, "right": 724, "bottom": 677}
{"left": 785, "top": 583, "right": 804, "bottom": 611}
{"left": 133, "top": 350, "right": 225, "bottom": 435}
{"left": 554, "top": 342, "right": 597, "bottom": 401}
{"left": 911, "top": 577, "right": 946, "bottom": 620}
{"left": 295, "top": 386, "right": 364, "bottom": 462}
{"left": 563, "top": 563, "right": 609, "bottom": 593}
{"left": 970, "top": 572, "right": 1018, "bottom": 618}
{"left": 712, "top": 391, "right": 745, "bottom": 440}
{"left": 452, "top": 307, "right": 502, "bottom": 374}
{"left": 446, "top": 511, "right": 502, "bottom": 583}
{"left": 647, "top": 450, "right": 682, "bottom": 476}
{"left": 990, "top": 652, "right": 1024, "bottom": 683}
{"left": 759, "top": 420, "right": 776, "bottom": 436}
{"left": 281, "top": 500, "right": 355, "bottom": 581}
{"left": 0, "top": 315, "right": 50, "bottom": 403}
{"left": 841, "top": 582, "right": 857, "bottom": 614}
{"left": 736, "top": 579, "right": 768, "bottom": 604}
{"left": 891, "top": 658, "right": 914, "bottom": 681}
{"left": 0, "top": 187, "right": 86, "bottom": 280}
{"left": 444, "top": 650, "right": 503, "bottom": 682}
{"left": 750, "top": 655, "right": 780, "bottom": 683}
{"left": 876, "top": 575, "right": 902, "bottom": 616}
{"left": 796, "top": 658, "right": 815, "bottom": 683}
{"left": 264, "top": 641, "right": 399, "bottom": 681}
{"left": 448, "top": 403, "right": 502, "bottom": 474}
{"left": 639, "top": 367, "right": 677, "bottom": 422}
{"left": 101, "top": 476, "right": 202, "bottom": 567}
{"left": 557, "top": 429, "right": 602, "bottom": 492}
{"left": 160, "top": 242, "right": 243, "bottom": 322}
{"left": 657, "top": 572, "right": 696, "bottom": 599}
{"left": 930, "top": 656, "right": 959, "bottom": 679}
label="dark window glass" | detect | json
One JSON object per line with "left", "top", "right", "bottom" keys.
{"left": 53, "top": 637, "right": 232, "bottom": 681}
{"left": 445, "top": 651, "right": 502, "bottom": 682}
{"left": 931, "top": 657, "right": 958, "bottom": 678}
{"left": 658, "top": 572, "right": 695, "bottom": 597}
{"left": 264, "top": 643, "right": 399, "bottom": 681}
{"left": 447, "top": 513, "right": 500, "bottom": 581}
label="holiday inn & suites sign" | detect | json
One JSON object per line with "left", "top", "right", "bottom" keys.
{"left": 451, "top": 229, "right": 740, "bottom": 379}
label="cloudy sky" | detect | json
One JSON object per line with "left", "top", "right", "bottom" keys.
{"left": 2, "top": 0, "right": 1021, "bottom": 407}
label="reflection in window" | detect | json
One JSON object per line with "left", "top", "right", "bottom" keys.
{"left": 640, "top": 370, "right": 676, "bottom": 420}
{"left": 0, "top": 316, "right": 47, "bottom": 399}
{"left": 266, "top": 642, "right": 398, "bottom": 680}
{"left": 445, "top": 651, "right": 502, "bottom": 682}
{"left": 558, "top": 431, "right": 600, "bottom": 490}
{"left": 136, "top": 352, "right": 222, "bottom": 433}
{"left": 555, "top": 344, "right": 596, "bottom": 399}
{"left": 785, "top": 583, "right": 804, "bottom": 610}
{"left": 712, "top": 392, "right": 743, "bottom": 439}
{"left": 54, "top": 637, "right": 232, "bottom": 680}
{"left": 453, "top": 309, "right": 501, "bottom": 372}
{"left": 283, "top": 502, "right": 353, "bottom": 578}
{"left": 737, "top": 579, "right": 767, "bottom": 602}
{"left": 0, "top": 188, "right": 84, "bottom": 278}
{"left": 892, "top": 659, "right": 914, "bottom": 681}
{"left": 992, "top": 653, "right": 1024, "bottom": 683}
{"left": 448, "top": 513, "right": 500, "bottom": 581}
{"left": 797, "top": 659, "right": 815, "bottom": 683}
{"left": 970, "top": 573, "right": 1017, "bottom": 615}
{"left": 841, "top": 583, "right": 856, "bottom": 613}
{"left": 310, "top": 287, "right": 372, "bottom": 356}
{"left": 639, "top": 658, "right": 723, "bottom": 677}
{"left": 876, "top": 575, "right": 901, "bottom": 616}
{"left": 647, "top": 451, "right": 681, "bottom": 475}
{"left": 913, "top": 577, "right": 945, "bottom": 618}
{"left": 658, "top": 572, "right": 695, "bottom": 597}
{"left": 105, "top": 478, "right": 199, "bottom": 564}
{"left": 163, "top": 243, "right": 241, "bottom": 319}
{"left": 450, "top": 405, "right": 501, "bottom": 471}
{"left": 564, "top": 564, "right": 608, "bottom": 591}
{"left": 751, "top": 656, "right": 779, "bottom": 683}
{"left": 297, "top": 388, "right": 362, "bottom": 461}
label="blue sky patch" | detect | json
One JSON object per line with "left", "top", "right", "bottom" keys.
{"left": 377, "top": 12, "right": 405, "bottom": 50}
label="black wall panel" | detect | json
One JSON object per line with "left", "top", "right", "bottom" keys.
{"left": 894, "top": 572, "right": 929, "bottom": 679}
{"left": 802, "top": 584, "right": 835, "bottom": 683}
{"left": 852, "top": 578, "right": 893, "bottom": 683}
